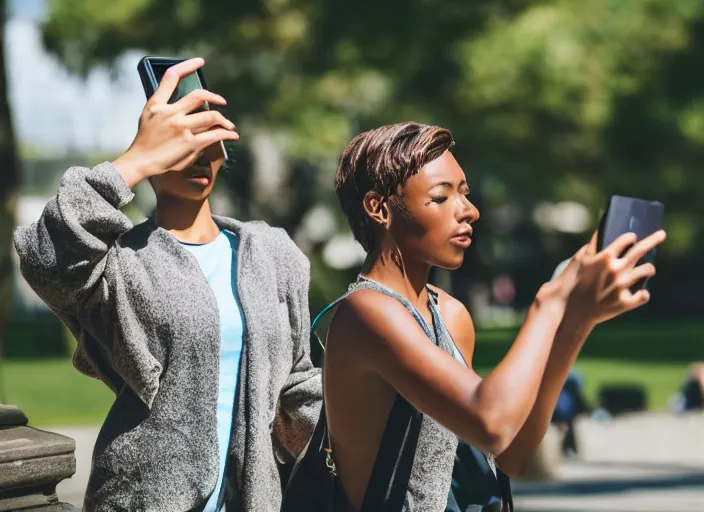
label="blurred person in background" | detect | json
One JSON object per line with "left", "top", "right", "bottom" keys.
{"left": 548, "top": 260, "right": 593, "bottom": 458}
{"left": 13, "top": 59, "right": 321, "bottom": 512}
{"left": 550, "top": 371, "right": 592, "bottom": 457}
{"left": 669, "top": 363, "right": 704, "bottom": 414}
{"left": 304, "top": 122, "right": 666, "bottom": 511}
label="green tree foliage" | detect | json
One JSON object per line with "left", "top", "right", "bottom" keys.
{"left": 41, "top": 0, "right": 704, "bottom": 259}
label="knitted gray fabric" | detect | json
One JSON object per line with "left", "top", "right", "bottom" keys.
{"left": 13, "top": 162, "right": 322, "bottom": 512}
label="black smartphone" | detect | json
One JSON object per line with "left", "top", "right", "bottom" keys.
{"left": 137, "top": 56, "right": 227, "bottom": 160}
{"left": 596, "top": 195, "right": 665, "bottom": 291}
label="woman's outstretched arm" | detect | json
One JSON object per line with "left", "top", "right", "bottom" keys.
{"left": 331, "top": 285, "right": 565, "bottom": 455}
{"left": 332, "top": 230, "right": 665, "bottom": 456}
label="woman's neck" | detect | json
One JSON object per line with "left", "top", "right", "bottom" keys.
{"left": 361, "top": 244, "right": 431, "bottom": 308}
{"left": 154, "top": 196, "right": 220, "bottom": 244}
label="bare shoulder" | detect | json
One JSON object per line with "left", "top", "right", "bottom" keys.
{"left": 327, "top": 289, "right": 432, "bottom": 358}
{"left": 428, "top": 285, "right": 474, "bottom": 329}
{"left": 334, "top": 289, "right": 415, "bottom": 338}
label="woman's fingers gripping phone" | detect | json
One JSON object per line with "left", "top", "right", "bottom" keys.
{"left": 173, "top": 89, "right": 227, "bottom": 114}
{"left": 184, "top": 110, "right": 236, "bottom": 134}
{"left": 150, "top": 58, "right": 205, "bottom": 105}
{"left": 194, "top": 128, "right": 240, "bottom": 150}
{"left": 119, "top": 57, "right": 239, "bottom": 180}
{"left": 602, "top": 232, "right": 638, "bottom": 258}
{"left": 622, "top": 230, "right": 666, "bottom": 268}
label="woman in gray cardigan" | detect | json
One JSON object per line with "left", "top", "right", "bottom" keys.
{"left": 13, "top": 58, "right": 321, "bottom": 512}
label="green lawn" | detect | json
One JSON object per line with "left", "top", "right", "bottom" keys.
{"left": 474, "top": 359, "right": 688, "bottom": 412}
{"left": 3, "top": 320, "right": 700, "bottom": 426}
{"left": 3, "top": 359, "right": 113, "bottom": 427}
{"left": 572, "top": 358, "right": 688, "bottom": 412}
{"left": 473, "top": 319, "right": 700, "bottom": 413}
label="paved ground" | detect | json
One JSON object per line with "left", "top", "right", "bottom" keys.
{"left": 513, "top": 413, "right": 704, "bottom": 511}
{"left": 46, "top": 412, "right": 704, "bottom": 511}
{"left": 52, "top": 425, "right": 97, "bottom": 508}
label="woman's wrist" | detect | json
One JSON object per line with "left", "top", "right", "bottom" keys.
{"left": 562, "top": 293, "right": 599, "bottom": 333}
{"left": 533, "top": 281, "right": 569, "bottom": 319}
{"left": 113, "top": 150, "right": 150, "bottom": 188}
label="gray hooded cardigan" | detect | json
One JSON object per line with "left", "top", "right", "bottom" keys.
{"left": 13, "top": 162, "right": 322, "bottom": 511}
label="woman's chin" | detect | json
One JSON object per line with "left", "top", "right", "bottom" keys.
{"left": 433, "top": 254, "right": 465, "bottom": 271}
{"left": 162, "top": 187, "right": 212, "bottom": 202}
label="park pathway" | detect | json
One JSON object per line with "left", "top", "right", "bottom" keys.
{"left": 48, "top": 413, "right": 704, "bottom": 511}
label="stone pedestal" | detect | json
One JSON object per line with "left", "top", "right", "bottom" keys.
{"left": 0, "top": 405, "right": 79, "bottom": 511}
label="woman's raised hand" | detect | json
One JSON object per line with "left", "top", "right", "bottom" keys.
{"left": 114, "top": 58, "right": 239, "bottom": 187}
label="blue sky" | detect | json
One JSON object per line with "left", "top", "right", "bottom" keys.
{"left": 6, "top": 0, "right": 146, "bottom": 153}
{"left": 9, "top": 0, "right": 45, "bottom": 20}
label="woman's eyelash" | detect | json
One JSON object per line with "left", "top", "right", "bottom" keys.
{"left": 429, "top": 191, "right": 470, "bottom": 204}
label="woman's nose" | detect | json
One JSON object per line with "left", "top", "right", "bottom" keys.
{"left": 458, "top": 198, "right": 480, "bottom": 224}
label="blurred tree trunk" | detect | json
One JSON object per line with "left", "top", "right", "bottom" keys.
{"left": 0, "top": 0, "right": 20, "bottom": 401}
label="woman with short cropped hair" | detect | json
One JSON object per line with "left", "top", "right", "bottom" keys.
{"left": 314, "top": 121, "right": 665, "bottom": 511}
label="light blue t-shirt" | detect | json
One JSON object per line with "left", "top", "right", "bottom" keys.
{"left": 182, "top": 230, "right": 245, "bottom": 512}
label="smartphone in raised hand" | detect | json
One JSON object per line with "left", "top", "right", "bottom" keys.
{"left": 596, "top": 195, "right": 664, "bottom": 291}
{"left": 137, "top": 56, "right": 228, "bottom": 160}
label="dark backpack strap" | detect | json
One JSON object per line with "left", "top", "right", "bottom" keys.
{"left": 384, "top": 401, "right": 423, "bottom": 512}
{"left": 496, "top": 469, "right": 513, "bottom": 511}
{"left": 360, "top": 396, "right": 421, "bottom": 512}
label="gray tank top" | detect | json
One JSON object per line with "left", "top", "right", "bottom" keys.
{"left": 328, "top": 276, "right": 494, "bottom": 512}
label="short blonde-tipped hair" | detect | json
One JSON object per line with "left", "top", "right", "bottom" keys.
{"left": 335, "top": 122, "right": 454, "bottom": 252}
